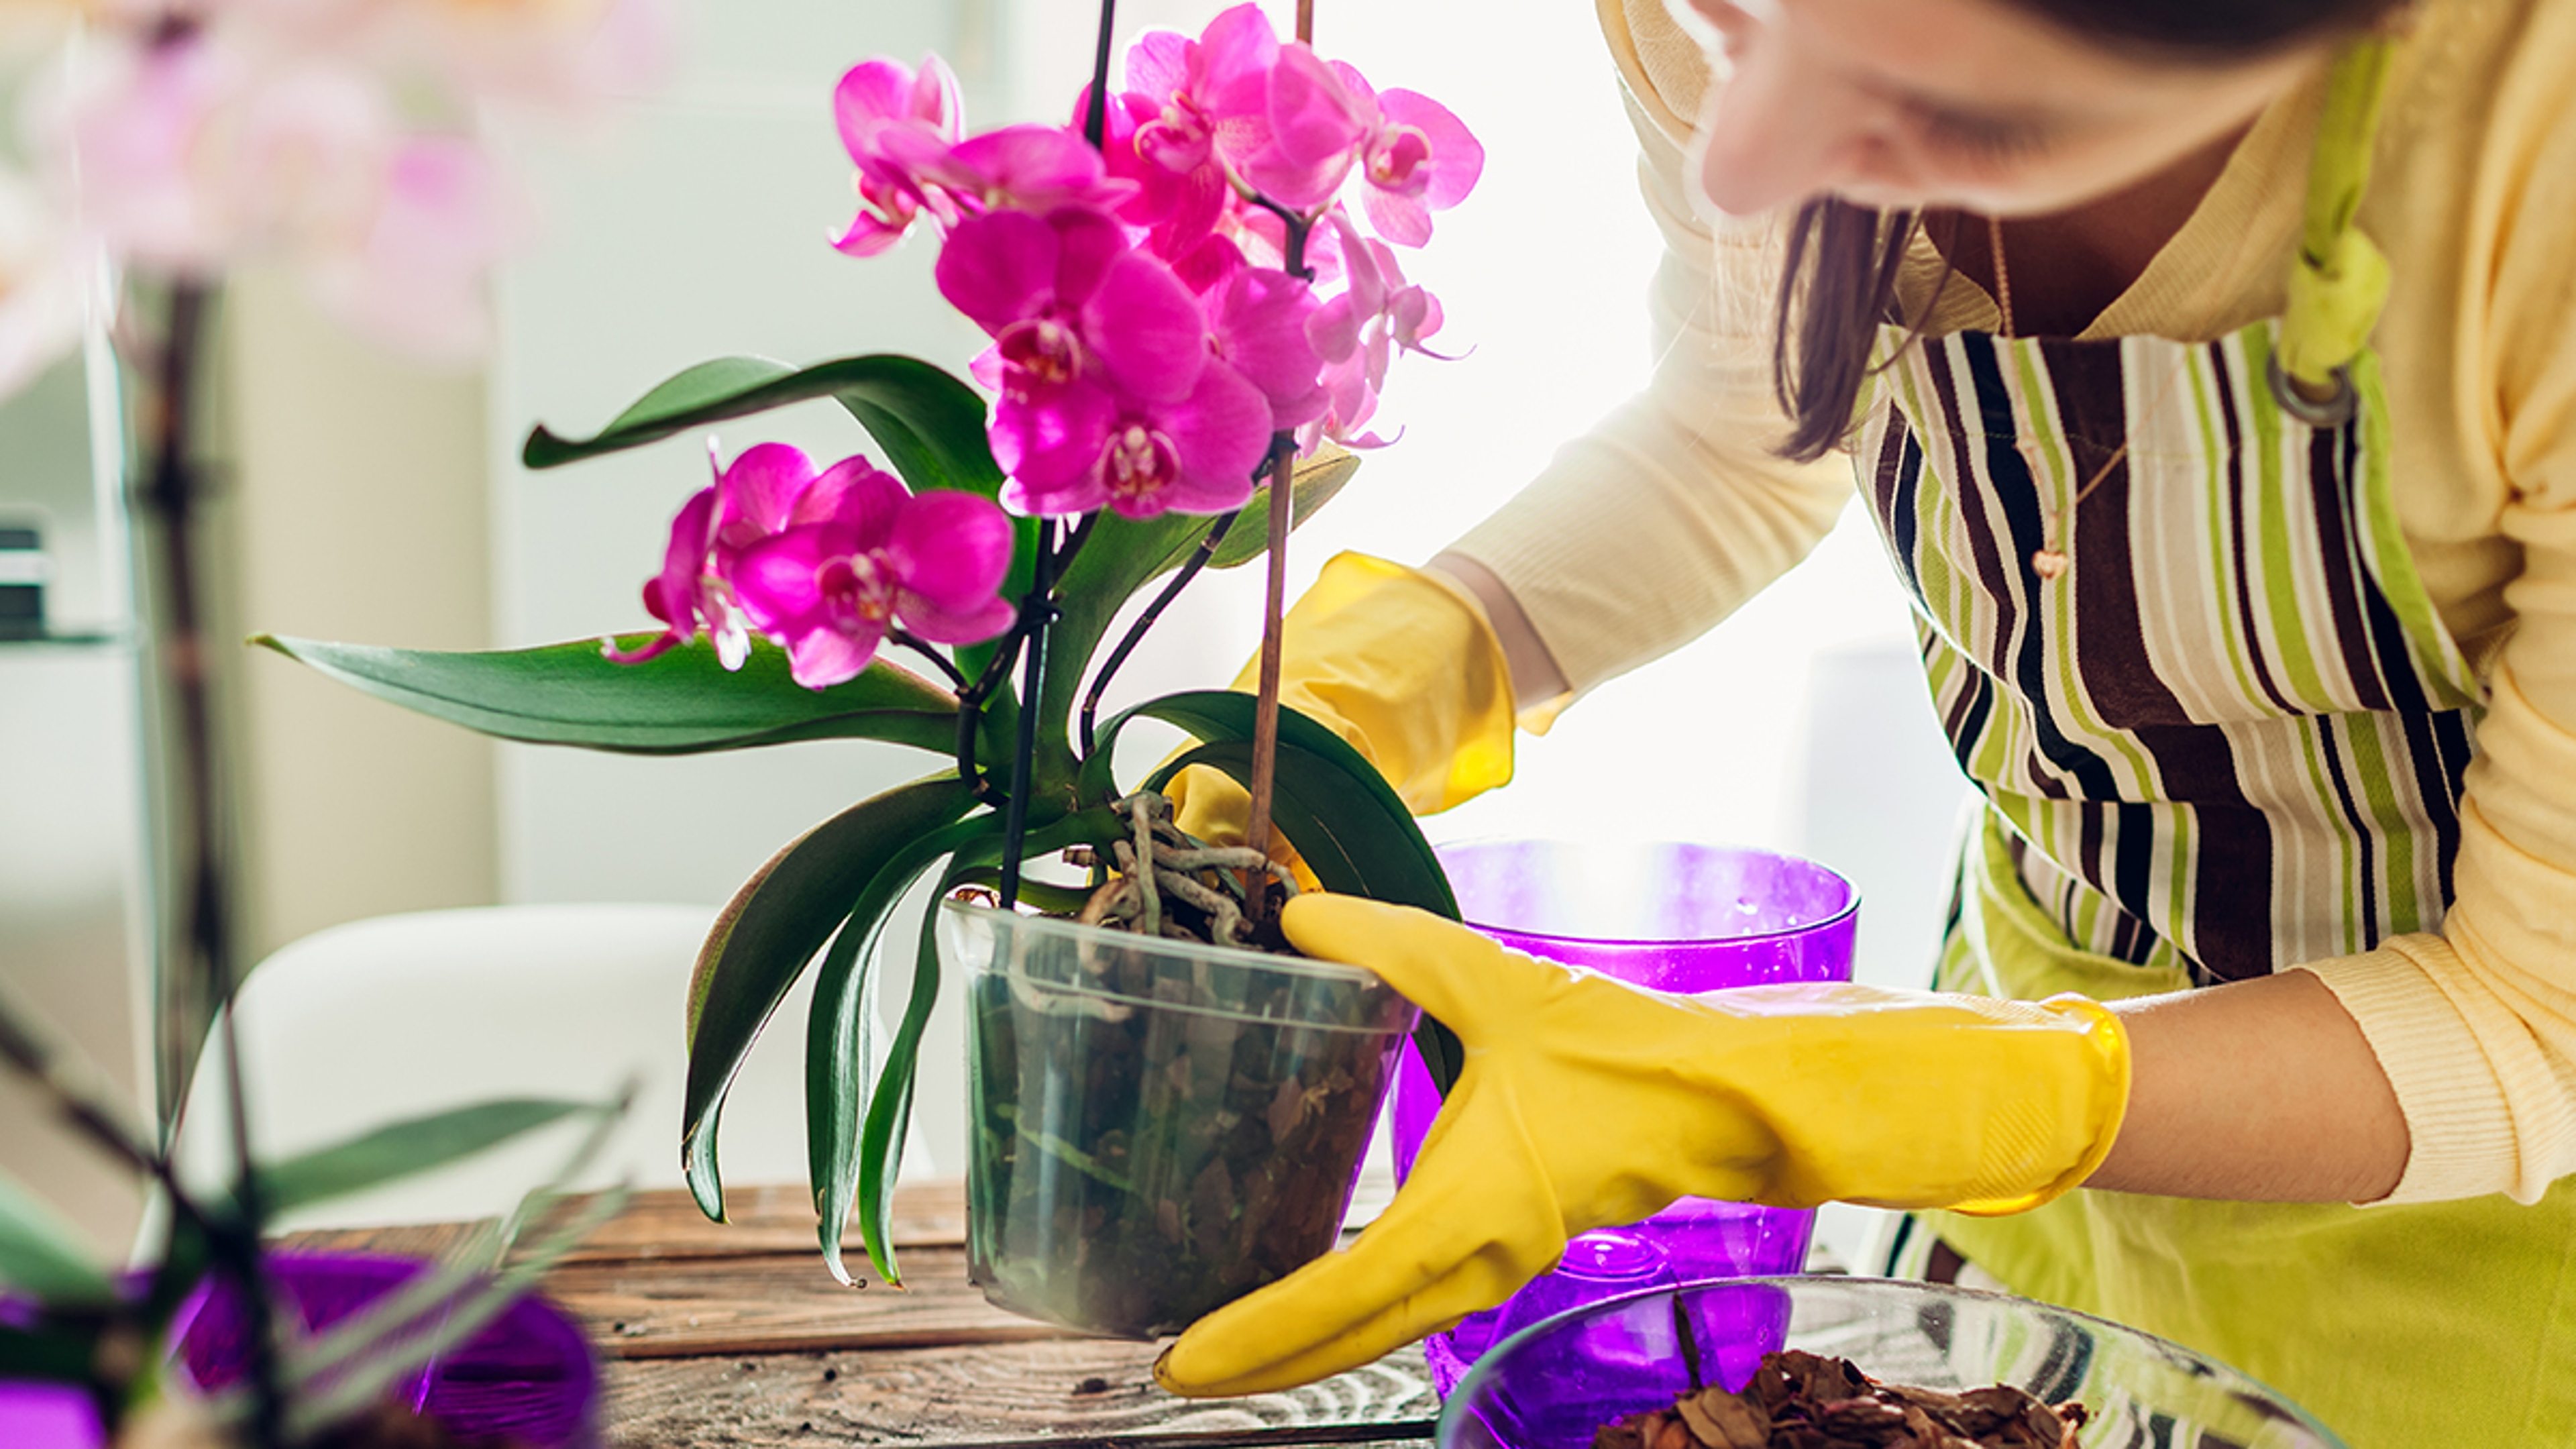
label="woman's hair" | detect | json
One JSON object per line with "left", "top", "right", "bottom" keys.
{"left": 1769, "top": 0, "right": 2408, "bottom": 463}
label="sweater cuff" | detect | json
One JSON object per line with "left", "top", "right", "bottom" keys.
{"left": 2296, "top": 941, "right": 2521, "bottom": 1205}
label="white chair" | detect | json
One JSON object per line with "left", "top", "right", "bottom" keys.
{"left": 167, "top": 903, "right": 867, "bottom": 1233}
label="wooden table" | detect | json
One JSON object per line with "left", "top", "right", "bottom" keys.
{"left": 284, "top": 1180, "right": 1438, "bottom": 1449}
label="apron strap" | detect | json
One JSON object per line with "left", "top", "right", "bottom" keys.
{"left": 2273, "top": 33, "right": 2398, "bottom": 421}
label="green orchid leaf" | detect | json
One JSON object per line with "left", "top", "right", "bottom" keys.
{"left": 0, "top": 1324, "right": 98, "bottom": 1385}
{"left": 1087, "top": 689, "right": 1448, "bottom": 907}
{"left": 683, "top": 775, "right": 977, "bottom": 1222}
{"left": 258, "top": 1099, "right": 604, "bottom": 1218}
{"left": 853, "top": 805, "right": 1122, "bottom": 1286}
{"left": 1040, "top": 445, "right": 1360, "bottom": 744}
{"left": 803, "top": 810, "right": 1004, "bottom": 1286}
{"left": 254, "top": 633, "right": 957, "bottom": 757}
{"left": 522, "top": 355, "right": 1004, "bottom": 498}
{"left": 0, "top": 1170, "right": 113, "bottom": 1304}
{"left": 527, "top": 356, "right": 794, "bottom": 467}
{"left": 1203, "top": 443, "right": 1360, "bottom": 571}
{"left": 1120, "top": 706, "right": 1452, "bottom": 918}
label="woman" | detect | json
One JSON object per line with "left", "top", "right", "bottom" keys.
{"left": 1150, "top": 0, "right": 2576, "bottom": 1442}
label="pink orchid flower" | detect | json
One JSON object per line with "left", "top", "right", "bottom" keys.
{"left": 1336, "top": 72, "right": 1481, "bottom": 247}
{"left": 1093, "top": 86, "right": 1226, "bottom": 263}
{"left": 879, "top": 122, "right": 1137, "bottom": 223}
{"left": 1239, "top": 43, "right": 1368, "bottom": 211}
{"left": 1299, "top": 211, "right": 1452, "bottom": 448}
{"left": 940, "top": 203, "right": 1277, "bottom": 519}
{"left": 730, "top": 457, "right": 1018, "bottom": 691}
{"left": 1184, "top": 237, "right": 1328, "bottom": 431}
{"left": 607, "top": 483, "right": 731, "bottom": 667}
{"left": 609, "top": 441, "right": 887, "bottom": 669}
{"left": 1012, "top": 360, "right": 1273, "bottom": 521}
{"left": 832, "top": 55, "right": 963, "bottom": 257}
{"left": 1114, "top": 7, "right": 1275, "bottom": 193}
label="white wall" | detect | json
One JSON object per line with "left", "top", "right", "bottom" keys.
{"left": 486, "top": 0, "right": 1970, "bottom": 1192}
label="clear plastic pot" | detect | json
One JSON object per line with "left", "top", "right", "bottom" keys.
{"left": 945, "top": 899, "right": 1417, "bottom": 1339}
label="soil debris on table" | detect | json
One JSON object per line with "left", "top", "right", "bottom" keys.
{"left": 1591, "top": 1349, "right": 2086, "bottom": 1449}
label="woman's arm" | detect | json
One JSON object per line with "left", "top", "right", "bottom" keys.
{"left": 2095, "top": 973, "right": 2409, "bottom": 1201}
{"left": 1427, "top": 551, "right": 1569, "bottom": 711}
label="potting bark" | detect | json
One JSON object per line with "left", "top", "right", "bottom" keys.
{"left": 1593, "top": 1350, "right": 2088, "bottom": 1449}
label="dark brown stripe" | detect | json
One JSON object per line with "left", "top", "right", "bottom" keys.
{"left": 1925, "top": 341, "right": 2025, "bottom": 682}
{"left": 2039, "top": 339, "right": 2271, "bottom": 976}
{"left": 1952, "top": 340, "right": 2110, "bottom": 806}
{"left": 1872, "top": 415, "right": 1925, "bottom": 600}
{"left": 2307, "top": 419, "right": 2395, "bottom": 711}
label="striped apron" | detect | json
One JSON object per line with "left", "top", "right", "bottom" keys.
{"left": 1855, "top": 42, "right": 2576, "bottom": 1449}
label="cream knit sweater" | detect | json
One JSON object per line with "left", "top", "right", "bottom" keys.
{"left": 1446, "top": 0, "right": 2576, "bottom": 1206}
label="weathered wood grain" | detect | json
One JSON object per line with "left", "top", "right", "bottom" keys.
{"left": 280, "top": 1178, "right": 1441, "bottom": 1449}
{"left": 275, "top": 1181, "right": 971, "bottom": 1264}
{"left": 598, "top": 1338, "right": 1437, "bottom": 1449}
{"left": 550, "top": 1246, "right": 1067, "bottom": 1359}
{"left": 566, "top": 1181, "right": 971, "bottom": 1260}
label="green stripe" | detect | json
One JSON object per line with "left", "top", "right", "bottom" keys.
{"left": 2346, "top": 348, "right": 2479, "bottom": 708}
{"left": 2337, "top": 714, "right": 2424, "bottom": 934}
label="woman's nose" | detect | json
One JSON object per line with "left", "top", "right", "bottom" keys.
{"left": 1690, "top": 38, "right": 1868, "bottom": 217}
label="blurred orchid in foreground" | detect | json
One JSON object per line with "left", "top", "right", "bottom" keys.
{"left": 0, "top": 164, "right": 85, "bottom": 400}
{"left": 0, "top": 0, "right": 668, "bottom": 383}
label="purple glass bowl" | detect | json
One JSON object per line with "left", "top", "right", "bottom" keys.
{"left": 1439, "top": 1278, "right": 2350, "bottom": 1449}
{"left": 174, "top": 1252, "right": 598, "bottom": 1448}
{"left": 1397, "top": 841, "right": 1860, "bottom": 1395}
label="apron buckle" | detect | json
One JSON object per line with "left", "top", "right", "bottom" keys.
{"left": 2266, "top": 353, "right": 2359, "bottom": 429}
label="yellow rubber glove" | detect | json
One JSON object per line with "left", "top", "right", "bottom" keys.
{"left": 1152, "top": 894, "right": 2131, "bottom": 1398}
{"left": 1166, "top": 552, "right": 1520, "bottom": 859}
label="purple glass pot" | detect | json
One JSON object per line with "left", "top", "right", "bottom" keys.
{"left": 1395, "top": 841, "right": 1860, "bottom": 1397}
{"left": 173, "top": 1252, "right": 599, "bottom": 1448}
{"left": 0, "top": 1383, "right": 101, "bottom": 1449}
{"left": 1440, "top": 1278, "right": 2351, "bottom": 1449}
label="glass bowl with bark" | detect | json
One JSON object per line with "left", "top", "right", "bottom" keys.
{"left": 1439, "top": 1277, "right": 2349, "bottom": 1449}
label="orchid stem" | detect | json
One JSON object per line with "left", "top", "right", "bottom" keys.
{"left": 1236, "top": 203, "right": 1314, "bottom": 923}
{"left": 890, "top": 629, "right": 969, "bottom": 692}
{"left": 1078, "top": 510, "right": 1238, "bottom": 756}
{"left": 1083, "top": 0, "right": 1118, "bottom": 150}
{"left": 1296, "top": 0, "right": 1313, "bottom": 45}
{"left": 1240, "top": 437, "right": 1296, "bottom": 922}
{"left": 998, "top": 521, "right": 1063, "bottom": 910}
{"left": 138, "top": 275, "right": 289, "bottom": 1449}
{"left": 956, "top": 630, "right": 1020, "bottom": 808}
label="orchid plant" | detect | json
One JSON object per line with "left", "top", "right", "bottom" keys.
{"left": 262, "top": 0, "right": 1479, "bottom": 1290}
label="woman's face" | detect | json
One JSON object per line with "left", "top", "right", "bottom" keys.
{"left": 1672, "top": 0, "right": 2341, "bottom": 218}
